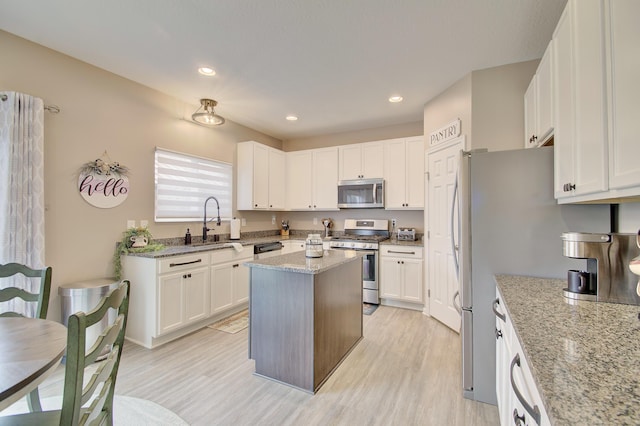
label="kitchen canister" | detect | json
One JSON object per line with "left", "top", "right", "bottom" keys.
{"left": 305, "top": 233, "right": 323, "bottom": 258}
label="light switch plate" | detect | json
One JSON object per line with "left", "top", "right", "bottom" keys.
{"left": 127, "top": 220, "right": 136, "bottom": 229}
{"left": 313, "top": 217, "right": 318, "bottom": 225}
{"left": 241, "top": 218, "right": 247, "bottom": 226}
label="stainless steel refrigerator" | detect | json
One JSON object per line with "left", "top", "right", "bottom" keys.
{"left": 453, "top": 146, "right": 610, "bottom": 405}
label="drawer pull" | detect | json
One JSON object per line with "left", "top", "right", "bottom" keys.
{"left": 510, "top": 354, "right": 541, "bottom": 425}
{"left": 169, "top": 259, "right": 203, "bottom": 267}
{"left": 387, "top": 250, "right": 416, "bottom": 255}
{"left": 492, "top": 298, "right": 506, "bottom": 322}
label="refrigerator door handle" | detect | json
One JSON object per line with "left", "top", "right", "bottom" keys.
{"left": 453, "top": 290, "right": 462, "bottom": 315}
{"left": 450, "top": 172, "right": 460, "bottom": 279}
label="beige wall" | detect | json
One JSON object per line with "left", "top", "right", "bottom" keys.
{"left": 423, "top": 60, "right": 538, "bottom": 152}
{"left": 282, "top": 121, "right": 423, "bottom": 151}
{"left": 471, "top": 60, "right": 538, "bottom": 152}
{"left": 423, "top": 73, "right": 472, "bottom": 146}
{"left": 0, "top": 30, "right": 282, "bottom": 320}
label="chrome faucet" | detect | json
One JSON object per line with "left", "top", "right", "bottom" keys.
{"left": 203, "top": 196, "right": 221, "bottom": 241}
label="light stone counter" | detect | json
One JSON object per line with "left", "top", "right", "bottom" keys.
{"left": 380, "top": 238, "right": 424, "bottom": 248}
{"left": 125, "top": 236, "right": 287, "bottom": 259}
{"left": 495, "top": 275, "right": 640, "bottom": 425}
{"left": 244, "top": 249, "right": 364, "bottom": 275}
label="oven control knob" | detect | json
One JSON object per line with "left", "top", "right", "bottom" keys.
{"left": 365, "top": 243, "right": 372, "bottom": 249}
{"left": 349, "top": 242, "right": 355, "bottom": 248}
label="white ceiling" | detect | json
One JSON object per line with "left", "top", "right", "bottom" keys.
{"left": 0, "top": 0, "right": 567, "bottom": 141}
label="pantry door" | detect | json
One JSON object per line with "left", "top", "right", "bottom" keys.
{"left": 426, "top": 138, "right": 463, "bottom": 332}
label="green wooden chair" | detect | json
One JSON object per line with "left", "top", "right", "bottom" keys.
{"left": 0, "top": 280, "right": 130, "bottom": 426}
{"left": 0, "top": 262, "right": 53, "bottom": 412}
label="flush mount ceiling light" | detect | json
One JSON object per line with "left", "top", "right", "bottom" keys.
{"left": 285, "top": 115, "right": 298, "bottom": 121}
{"left": 192, "top": 99, "right": 225, "bottom": 126}
{"left": 388, "top": 95, "right": 404, "bottom": 103}
{"left": 198, "top": 67, "right": 216, "bottom": 76}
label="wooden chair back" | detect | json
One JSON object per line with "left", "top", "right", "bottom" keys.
{"left": 60, "top": 280, "right": 130, "bottom": 426}
{"left": 0, "top": 263, "right": 53, "bottom": 412}
{"left": 0, "top": 263, "right": 52, "bottom": 319}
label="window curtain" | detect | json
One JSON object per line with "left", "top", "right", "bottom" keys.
{"left": 0, "top": 91, "right": 46, "bottom": 317}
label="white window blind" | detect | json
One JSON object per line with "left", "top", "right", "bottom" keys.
{"left": 155, "top": 148, "right": 232, "bottom": 222}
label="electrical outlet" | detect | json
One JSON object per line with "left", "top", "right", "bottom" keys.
{"left": 241, "top": 218, "right": 247, "bottom": 226}
{"left": 392, "top": 218, "right": 397, "bottom": 228}
{"left": 313, "top": 217, "right": 318, "bottom": 225}
{"left": 140, "top": 220, "right": 149, "bottom": 228}
{"left": 127, "top": 220, "right": 136, "bottom": 229}
{"left": 272, "top": 215, "right": 276, "bottom": 225}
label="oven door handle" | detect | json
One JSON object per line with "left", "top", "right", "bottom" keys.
{"left": 328, "top": 246, "right": 376, "bottom": 253}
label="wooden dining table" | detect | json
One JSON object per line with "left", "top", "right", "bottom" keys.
{"left": 0, "top": 317, "right": 67, "bottom": 411}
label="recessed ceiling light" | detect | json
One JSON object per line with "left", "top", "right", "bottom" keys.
{"left": 198, "top": 67, "right": 216, "bottom": 76}
{"left": 286, "top": 115, "right": 298, "bottom": 121}
{"left": 389, "top": 96, "right": 403, "bottom": 103}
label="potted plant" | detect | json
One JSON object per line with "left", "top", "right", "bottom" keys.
{"left": 113, "top": 226, "right": 164, "bottom": 279}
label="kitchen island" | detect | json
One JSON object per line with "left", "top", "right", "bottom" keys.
{"left": 495, "top": 275, "right": 640, "bottom": 425}
{"left": 244, "top": 250, "right": 363, "bottom": 393}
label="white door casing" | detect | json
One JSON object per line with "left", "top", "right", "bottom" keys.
{"left": 426, "top": 137, "right": 464, "bottom": 332}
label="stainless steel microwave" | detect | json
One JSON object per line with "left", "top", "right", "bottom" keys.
{"left": 337, "top": 179, "right": 384, "bottom": 208}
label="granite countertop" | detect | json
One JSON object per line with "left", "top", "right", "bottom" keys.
{"left": 244, "top": 249, "right": 363, "bottom": 275}
{"left": 126, "top": 236, "right": 293, "bottom": 259}
{"left": 495, "top": 275, "right": 640, "bottom": 425}
{"left": 380, "top": 238, "right": 424, "bottom": 247}
{"left": 127, "top": 232, "right": 424, "bottom": 259}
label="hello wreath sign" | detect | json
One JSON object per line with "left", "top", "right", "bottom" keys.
{"left": 78, "top": 151, "right": 130, "bottom": 208}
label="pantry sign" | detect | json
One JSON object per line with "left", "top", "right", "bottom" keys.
{"left": 77, "top": 153, "right": 129, "bottom": 208}
{"left": 429, "top": 119, "right": 461, "bottom": 147}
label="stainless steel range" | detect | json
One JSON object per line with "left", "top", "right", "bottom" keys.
{"left": 328, "top": 219, "right": 389, "bottom": 304}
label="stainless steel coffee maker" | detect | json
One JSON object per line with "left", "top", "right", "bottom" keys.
{"left": 561, "top": 232, "right": 640, "bottom": 305}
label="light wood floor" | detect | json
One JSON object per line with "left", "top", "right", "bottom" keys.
{"left": 38, "top": 306, "right": 498, "bottom": 425}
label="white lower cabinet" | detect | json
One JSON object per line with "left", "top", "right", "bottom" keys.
{"left": 495, "top": 287, "right": 550, "bottom": 426}
{"left": 281, "top": 240, "right": 305, "bottom": 254}
{"left": 158, "top": 265, "right": 209, "bottom": 335}
{"left": 210, "top": 246, "right": 254, "bottom": 316}
{"left": 122, "top": 246, "right": 253, "bottom": 349}
{"left": 380, "top": 246, "right": 423, "bottom": 304}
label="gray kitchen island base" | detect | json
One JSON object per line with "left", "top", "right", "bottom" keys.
{"left": 247, "top": 251, "right": 363, "bottom": 393}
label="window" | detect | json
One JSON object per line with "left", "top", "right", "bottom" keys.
{"left": 155, "top": 148, "right": 232, "bottom": 222}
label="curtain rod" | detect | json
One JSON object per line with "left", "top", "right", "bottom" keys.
{"left": 1, "top": 94, "right": 60, "bottom": 113}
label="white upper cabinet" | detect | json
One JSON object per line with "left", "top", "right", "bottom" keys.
{"left": 553, "top": 0, "right": 608, "bottom": 201}
{"left": 338, "top": 142, "right": 384, "bottom": 180}
{"left": 553, "top": 0, "right": 640, "bottom": 203}
{"left": 524, "top": 76, "right": 537, "bottom": 148}
{"left": 384, "top": 136, "right": 425, "bottom": 209}
{"left": 524, "top": 41, "right": 553, "bottom": 148}
{"left": 286, "top": 147, "right": 338, "bottom": 211}
{"left": 605, "top": 0, "right": 640, "bottom": 192}
{"left": 237, "top": 141, "right": 285, "bottom": 210}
